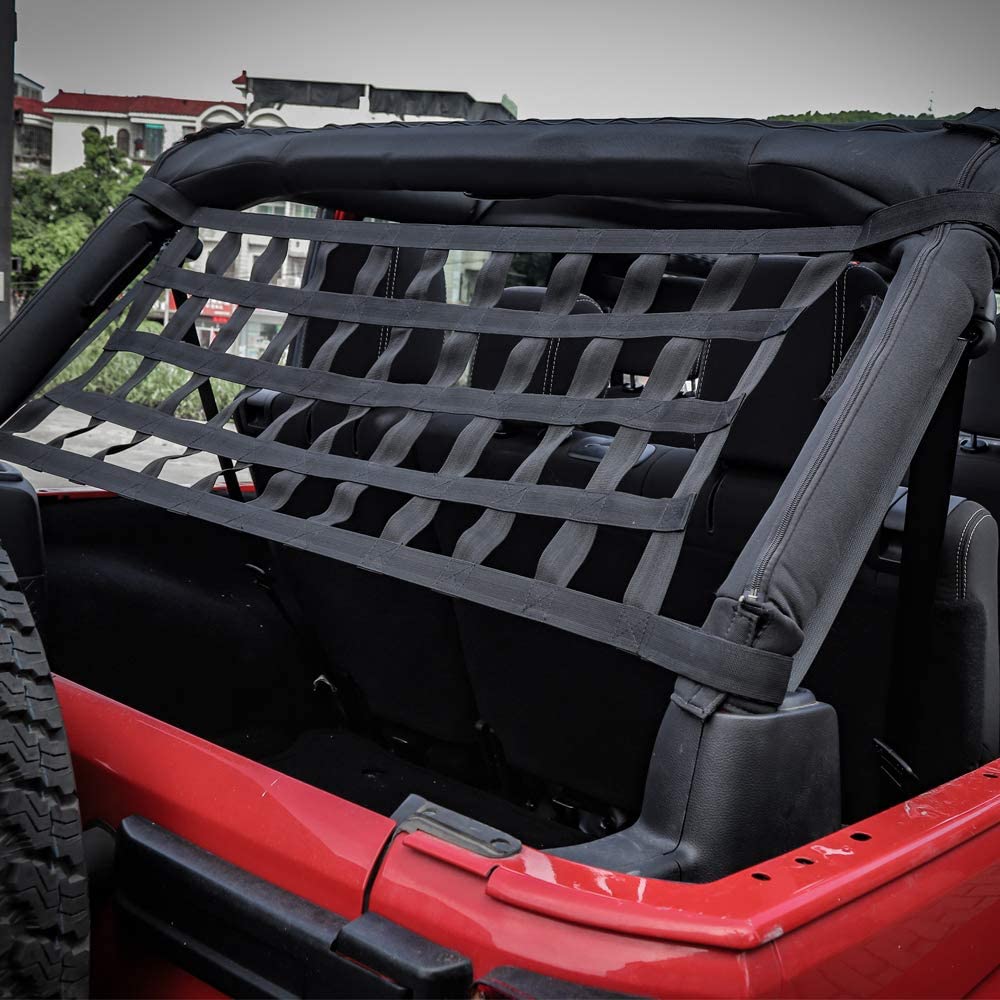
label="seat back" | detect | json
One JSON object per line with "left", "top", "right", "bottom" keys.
{"left": 953, "top": 330, "right": 1000, "bottom": 522}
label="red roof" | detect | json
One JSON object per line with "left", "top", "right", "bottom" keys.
{"left": 14, "top": 95, "right": 51, "bottom": 120}
{"left": 232, "top": 70, "right": 248, "bottom": 86}
{"left": 44, "top": 90, "right": 244, "bottom": 117}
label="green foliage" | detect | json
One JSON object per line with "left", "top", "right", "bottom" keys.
{"left": 766, "top": 110, "right": 953, "bottom": 124}
{"left": 13, "top": 127, "right": 144, "bottom": 293}
{"left": 50, "top": 315, "right": 242, "bottom": 421}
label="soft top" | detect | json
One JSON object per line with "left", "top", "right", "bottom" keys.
{"left": 149, "top": 109, "right": 1000, "bottom": 224}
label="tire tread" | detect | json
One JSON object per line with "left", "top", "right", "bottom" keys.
{"left": 0, "top": 547, "right": 89, "bottom": 999}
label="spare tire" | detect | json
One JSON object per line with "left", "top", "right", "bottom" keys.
{"left": 0, "top": 548, "right": 89, "bottom": 998}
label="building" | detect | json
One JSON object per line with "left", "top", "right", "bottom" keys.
{"left": 12, "top": 72, "right": 51, "bottom": 172}
{"left": 231, "top": 70, "right": 516, "bottom": 129}
{"left": 45, "top": 91, "right": 244, "bottom": 173}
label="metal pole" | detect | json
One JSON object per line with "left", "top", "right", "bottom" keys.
{"left": 0, "top": 0, "right": 14, "bottom": 328}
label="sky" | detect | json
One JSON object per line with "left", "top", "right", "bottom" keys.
{"left": 13, "top": 0, "right": 1000, "bottom": 121}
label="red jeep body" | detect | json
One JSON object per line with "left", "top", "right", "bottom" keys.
{"left": 61, "top": 667, "right": 1000, "bottom": 998}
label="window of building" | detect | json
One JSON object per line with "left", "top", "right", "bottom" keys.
{"left": 136, "top": 124, "right": 164, "bottom": 161}
{"left": 116, "top": 128, "right": 131, "bottom": 155}
{"left": 252, "top": 202, "right": 318, "bottom": 218}
{"left": 17, "top": 125, "right": 51, "bottom": 162}
{"left": 283, "top": 257, "right": 305, "bottom": 286}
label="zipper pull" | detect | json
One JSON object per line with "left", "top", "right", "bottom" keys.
{"left": 736, "top": 589, "right": 767, "bottom": 644}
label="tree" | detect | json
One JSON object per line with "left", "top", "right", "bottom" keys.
{"left": 766, "top": 110, "right": 950, "bottom": 124}
{"left": 12, "top": 127, "right": 144, "bottom": 302}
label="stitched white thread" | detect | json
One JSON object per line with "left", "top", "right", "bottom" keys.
{"left": 540, "top": 339, "right": 554, "bottom": 394}
{"left": 963, "top": 511, "right": 993, "bottom": 599}
{"left": 547, "top": 337, "right": 561, "bottom": 395}
{"left": 954, "top": 508, "right": 986, "bottom": 596}
{"left": 467, "top": 334, "right": 481, "bottom": 385}
{"left": 831, "top": 273, "right": 845, "bottom": 380}
{"left": 379, "top": 247, "right": 398, "bottom": 356}
{"left": 693, "top": 339, "right": 712, "bottom": 446}
{"left": 837, "top": 272, "right": 846, "bottom": 370}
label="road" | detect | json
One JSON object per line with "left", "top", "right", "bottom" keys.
{"left": 9, "top": 405, "right": 247, "bottom": 491}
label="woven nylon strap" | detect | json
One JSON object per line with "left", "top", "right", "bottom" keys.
{"left": 10, "top": 181, "right": 990, "bottom": 705}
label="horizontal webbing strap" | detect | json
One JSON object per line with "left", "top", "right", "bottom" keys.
{"left": 108, "top": 329, "right": 742, "bottom": 435}
{"left": 133, "top": 175, "right": 1000, "bottom": 254}
{"left": 146, "top": 266, "right": 794, "bottom": 343}
{"left": 0, "top": 432, "right": 793, "bottom": 704}
{"left": 37, "top": 385, "right": 696, "bottom": 532}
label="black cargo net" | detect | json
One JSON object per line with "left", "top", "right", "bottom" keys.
{"left": 0, "top": 206, "right": 857, "bottom": 706}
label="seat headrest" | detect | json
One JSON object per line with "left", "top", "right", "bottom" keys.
{"left": 603, "top": 274, "right": 705, "bottom": 378}
{"left": 468, "top": 286, "right": 604, "bottom": 394}
{"left": 298, "top": 243, "right": 446, "bottom": 384}
{"left": 698, "top": 257, "right": 887, "bottom": 472}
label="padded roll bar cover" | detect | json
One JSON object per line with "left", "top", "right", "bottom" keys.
{"left": 144, "top": 116, "right": 993, "bottom": 223}
{"left": 0, "top": 196, "right": 176, "bottom": 424}
{"left": 706, "top": 225, "right": 1000, "bottom": 669}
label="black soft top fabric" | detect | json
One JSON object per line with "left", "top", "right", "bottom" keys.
{"left": 153, "top": 110, "right": 1000, "bottom": 223}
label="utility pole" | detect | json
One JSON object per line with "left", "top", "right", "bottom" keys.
{"left": 0, "top": 0, "right": 14, "bottom": 328}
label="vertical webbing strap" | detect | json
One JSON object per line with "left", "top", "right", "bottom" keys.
{"left": 253, "top": 243, "right": 393, "bottom": 451}
{"left": 625, "top": 251, "right": 853, "bottom": 615}
{"left": 535, "top": 253, "right": 757, "bottom": 588}
{"left": 431, "top": 253, "right": 593, "bottom": 562}
{"left": 251, "top": 243, "right": 401, "bottom": 510}
{"left": 13, "top": 229, "right": 203, "bottom": 449}
{"left": 378, "top": 250, "right": 516, "bottom": 545}
{"left": 133, "top": 237, "right": 291, "bottom": 483}
{"left": 453, "top": 253, "right": 665, "bottom": 566}
{"left": 887, "top": 350, "right": 970, "bottom": 768}
{"left": 315, "top": 247, "right": 453, "bottom": 526}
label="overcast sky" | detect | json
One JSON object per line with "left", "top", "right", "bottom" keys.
{"left": 13, "top": 0, "right": 1000, "bottom": 120}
